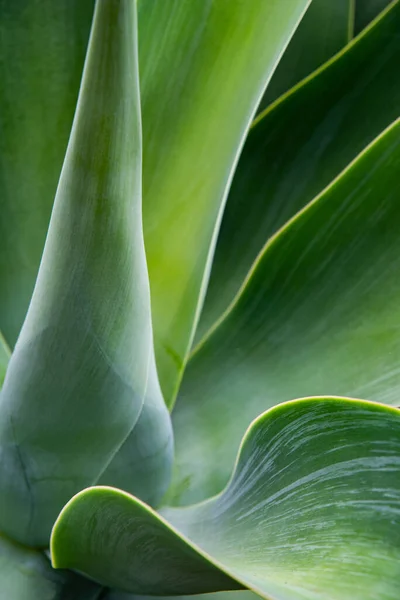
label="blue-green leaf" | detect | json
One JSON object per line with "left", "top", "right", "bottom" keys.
{"left": 99, "top": 353, "right": 173, "bottom": 508}
{"left": 0, "top": 533, "right": 100, "bottom": 600}
{"left": 0, "top": 0, "right": 151, "bottom": 547}
{"left": 171, "top": 118, "right": 400, "bottom": 505}
{"left": 52, "top": 399, "right": 400, "bottom": 600}
{"left": 0, "top": 0, "right": 94, "bottom": 347}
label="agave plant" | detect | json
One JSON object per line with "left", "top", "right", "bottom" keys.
{"left": 1, "top": 0, "right": 400, "bottom": 598}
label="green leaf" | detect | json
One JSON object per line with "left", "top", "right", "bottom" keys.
{"left": 170, "top": 118, "right": 400, "bottom": 506}
{"left": 52, "top": 493, "right": 242, "bottom": 596}
{"left": 196, "top": 0, "right": 400, "bottom": 342}
{"left": 99, "top": 352, "right": 173, "bottom": 508}
{"left": 0, "top": 0, "right": 151, "bottom": 547}
{"left": 0, "top": 331, "right": 10, "bottom": 388}
{"left": 51, "top": 399, "right": 400, "bottom": 600}
{"left": 354, "top": 0, "right": 394, "bottom": 34}
{"left": 0, "top": 533, "right": 100, "bottom": 600}
{"left": 0, "top": 0, "right": 94, "bottom": 347}
{"left": 105, "top": 591, "right": 254, "bottom": 600}
{"left": 0, "top": 0, "right": 314, "bottom": 410}
{"left": 258, "top": 0, "right": 352, "bottom": 113}
{"left": 137, "top": 0, "right": 312, "bottom": 407}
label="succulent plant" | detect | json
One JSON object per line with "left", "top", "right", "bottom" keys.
{"left": 1, "top": 0, "right": 400, "bottom": 599}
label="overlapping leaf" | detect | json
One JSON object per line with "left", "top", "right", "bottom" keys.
{"left": 106, "top": 592, "right": 253, "bottom": 600}
{"left": 0, "top": 0, "right": 313, "bottom": 410}
{"left": 1, "top": 7, "right": 400, "bottom": 600}
{"left": 99, "top": 352, "right": 173, "bottom": 508}
{"left": 138, "top": 0, "right": 312, "bottom": 406}
{"left": 170, "top": 118, "right": 400, "bottom": 505}
{"left": 355, "top": 0, "right": 394, "bottom": 33}
{"left": 52, "top": 399, "right": 400, "bottom": 600}
{"left": 0, "top": 332, "right": 10, "bottom": 388}
{"left": 197, "top": 0, "right": 400, "bottom": 340}
{"left": 258, "top": 0, "right": 351, "bottom": 112}
{"left": 0, "top": 0, "right": 94, "bottom": 347}
{"left": 0, "top": 0, "right": 153, "bottom": 547}
{"left": 0, "top": 533, "right": 100, "bottom": 600}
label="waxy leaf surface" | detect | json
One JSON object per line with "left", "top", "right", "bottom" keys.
{"left": 52, "top": 399, "right": 400, "bottom": 600}
{"left": 172, "top": 118, "right": 400, "bottom": 504}
{"left": 0, "top": 533, "right": 100, "bottom": 600}
{"left": 0, "top": 0, "right": 94, "bottom": 346}
{"left": 197, "top": 0, "right": 400, "bottom": 340}
{"left": 0, "top": 0, "right": 152, "bottom": 546}
{"left": 99, "top": 352, "right": 173, "bottom": 508}
{"left": 138, "top": 0, "right": 312, "bottom": 406}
